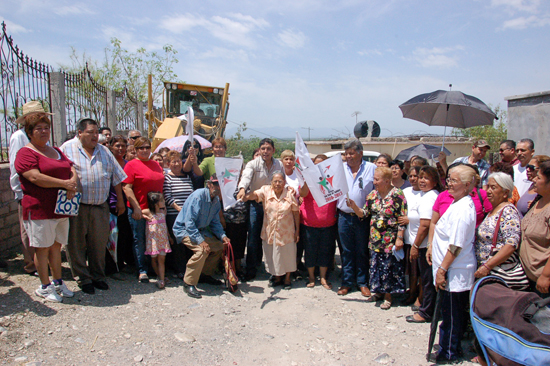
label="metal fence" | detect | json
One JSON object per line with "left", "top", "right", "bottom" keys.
{"left": 0, "top": 22, "right": 146, "bottom": 162}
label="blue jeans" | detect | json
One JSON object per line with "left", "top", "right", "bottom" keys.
{"left": 128, "top": 207, "right": 148, "bottom": 275}
{"left": 246, "top": 201, "right": 264, "bottom": 276}
{"left": 338, "top": 212, "right": 369, "bottom": 288}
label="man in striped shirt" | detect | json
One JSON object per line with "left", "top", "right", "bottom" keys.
{"left": 61, "top": 118, "right": 127, "bottom": 295}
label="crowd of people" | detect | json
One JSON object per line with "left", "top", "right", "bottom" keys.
{"left": 7, "top": 100, "right": 550, "bottom": 364}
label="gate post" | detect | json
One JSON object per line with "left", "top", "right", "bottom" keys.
{"left": 106, "top": 90, "right": 117, "bottom": 133}
{"left": 137, "top": 101, "right": 145, "bottom": 135}
{"left": 49, "top": 72, "right": 66, "bottom": 146}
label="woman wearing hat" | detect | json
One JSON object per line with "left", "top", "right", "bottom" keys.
{"left": 14, "top": 101, "right": 78, "bottom": 302}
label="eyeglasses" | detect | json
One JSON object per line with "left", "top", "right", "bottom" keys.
{"left": 526, "top": 164, "right": 539, "bottom": 171}
{"left": 446, "top": 178, "right": 461, "bottom": 185}
{"left": 136, "top": 146, "right": 151, "bottom": 150}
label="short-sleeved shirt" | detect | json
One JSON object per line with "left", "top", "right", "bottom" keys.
{"left": 519, "top": 204, "right": 550, "bottom": 281}
{"left": 433, "top": 189, "right": 492, "bottom": 227}
{"left": 61, "top": 139, "right": 127, "bottom": 205}
{"left": 337, "top": 160, "right": 376, "bottom": 213}
{"left": 475, "top": 204, "right": 521, "bottom": 263}
{"left": 452, "top": 156, "right": 491, "bottom": 187}
{"left": 123, "top": 159, "right": 165, "bottom": 210}
{"left": 9, "top": 129, "right": 29, "bottom": 201}
{"left": 300, "top": 191, "right": 337, "bottom": 228}
{"left": 15, "top": 147, "right": 73, "bottom": 220}
{"left": 403, "top": 188, "right": 422, "bottom": 245}
{"left": 432, "top": 195, "right": 477, "bottom": 292}
{"left": 199, "top": 156, "right": 216, "bottom": 182}
{"left": 514, "top": 164, "right": 531, "bottom": 197}
{"left": 285, "top": 170, "right": 301, "bottom": 199}
{"left": 255, "top": 185, "right": 299, "bottom": 246}
{"left": 406, "top": 189, "right": 438, "bottom": 248}
{"left": 517, "top": 190, "right": 538, "bottom": 218}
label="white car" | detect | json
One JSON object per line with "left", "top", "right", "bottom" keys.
{"left": 323, "top": 150, "right": 380, "bottom": 163}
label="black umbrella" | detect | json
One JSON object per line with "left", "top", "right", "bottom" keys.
{"left": 395, "top": 143, "right": 451, "bottom": 162}
{"left": 427, "top": 291, "right": 443, "bottom": 361}
{"left": 399, "top": 89, "right": 496, "bottom": 149}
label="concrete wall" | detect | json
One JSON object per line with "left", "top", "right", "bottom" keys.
{"left": 506, "top": 90, "right": 550, "bottom": 155}
{"left": 0, "top": 164, "right": 22, "bottom": 258}
{"left": 305, "top": 138, "right": 474, "bottom": 162}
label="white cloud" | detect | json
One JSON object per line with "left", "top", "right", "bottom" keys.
{"left": 500, "top": 14, "right": 550, "bottom": 29}
{"left": 159, "top": 13, "right": 269, "bottom": 48}
{"left": 491, "top": 0, "right": 541, "bottom": 14}
{"left": 1, "top": 18, "right": 30, "bottom": 34}
{"left": 54, "top": 4, "right": 95, "bottom": 16}
{"left": 410, "top": 46, "right": 464, "bottom": 69}
{"left": 276, "top": 29, "right": 307, "bottom": 49}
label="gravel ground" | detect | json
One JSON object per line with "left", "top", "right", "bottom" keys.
{"left": 0, "top": 254, "right": 478, "bottom": 366}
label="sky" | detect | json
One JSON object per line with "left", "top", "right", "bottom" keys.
{"left": 2, "top": 0, "right": 550, "bottom": 139}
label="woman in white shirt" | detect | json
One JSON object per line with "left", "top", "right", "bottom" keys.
{"left": 406, "top": 166, "right": 442, "bottom": 324}
{"left": 427, "top": 164, "right": 477, "bottom": 363}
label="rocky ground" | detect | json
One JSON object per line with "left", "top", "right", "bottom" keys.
{"left": 0, "top": 254, "right": 478, "bottom": 366}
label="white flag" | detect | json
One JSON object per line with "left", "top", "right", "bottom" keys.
{"left": 294, "top": 132, "right": 315, "bottom": 186}
{"left": 302, "top": 153, "right": 349, "bottom": 207}
{"left": 186, "top": 106, "right": 194, "bottom": 143}
{"left": 215, "top": 157, "right": 243, "bottom": 210}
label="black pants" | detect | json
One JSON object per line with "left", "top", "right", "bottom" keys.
{"left": 418, "top": 247, "right": 436, "bottom": 320}
{"left": 166, "top": 214, "right": 190, "bottom": 275}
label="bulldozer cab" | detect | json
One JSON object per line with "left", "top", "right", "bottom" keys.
{"left": 164, "top": 82, "right": 229, "bottom": 140}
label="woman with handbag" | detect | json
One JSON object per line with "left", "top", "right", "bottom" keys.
{"left": 474, "top": 172, "right": 528, "bottom": 290}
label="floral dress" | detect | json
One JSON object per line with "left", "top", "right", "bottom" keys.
{"left": 364, "top": 187, "right": 407, "bottom": 294}
{"left": 145, "top": 212, "right": 172, "bottom": 256}
{"left": 475, "top": 204, "right": 521, "bottom": 264}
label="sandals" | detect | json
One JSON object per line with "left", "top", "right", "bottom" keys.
{"left": 283, "top": 282, "right": 292, "bottom": 290}
{"left": 306, "top": 282, "right": 315, "bottom": 288}
{"left": 366, "top": 293, "right": 383, "bottom": 302}
{"left": 157, "top": 280, "right": 165, "bottom": 289}
{"left": 380, "top": 300, "right": 392, "bottom": 310}
{"left": 139, "top": 273, "right": 149, "bottom": 283}
{"left": 320, "top": 280, "right": 332, "bottom": 290}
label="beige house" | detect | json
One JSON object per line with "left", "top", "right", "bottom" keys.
{"left": 304, "top": 136, "right": 479, "bottom": 163}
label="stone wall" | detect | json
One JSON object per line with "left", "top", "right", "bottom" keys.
{"left": 0, "top": 164, "right": 20, "bottom": 258}
{"left": 506, "top": 90, "right": 550, "bottom": 155}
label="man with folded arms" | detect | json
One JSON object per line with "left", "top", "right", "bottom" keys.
{"left": 61, "top": 118, "right": 127, "bottom": 294}
{"left": 173, "top": 174, "right": 230, "bottom": 298}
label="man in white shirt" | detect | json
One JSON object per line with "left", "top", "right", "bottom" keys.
{"left": 514, "top": 139, "right": 535, "bottom": 197}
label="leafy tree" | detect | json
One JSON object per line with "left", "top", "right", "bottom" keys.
{"left": 451, "top": 104, "right": 507, "bottom": 162}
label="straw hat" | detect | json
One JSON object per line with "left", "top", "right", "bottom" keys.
{"left": 15, "top": 101, "right": 53, "bottom": 124}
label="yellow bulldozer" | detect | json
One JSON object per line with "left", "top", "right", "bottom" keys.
{"left": 147, "top": 79, "right": 230, "bottom": 151}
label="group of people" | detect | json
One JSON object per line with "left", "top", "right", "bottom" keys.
{"left": 8, "top": 101, "right": 550, "bottom": 364}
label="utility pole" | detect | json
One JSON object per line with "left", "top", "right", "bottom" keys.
{"left": 302, "top": 127, "right": 314, "bottom": 141}
{"left": 351, "top": 111, "right": 362, "bottom": 124}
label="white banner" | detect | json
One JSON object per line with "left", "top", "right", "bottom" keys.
{"left": 215, "top": 157, "right": 243, "bottom": 210}
{"left": 294, "top": 132, "right": 315, "bottom": 187}
{"left": 302, "top": 154, "right": 348, "bottom": 207}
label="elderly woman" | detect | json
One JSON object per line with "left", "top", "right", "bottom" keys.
{"left": 516, "top": 155, "right": 550, "bottom": 217}
{"left": 123, "top": 137, "right": 165, "bottom": 283}
{"left": 348, "top": 166, "right": 407, "bottom": 310}
{"left": 390, "top": 160, "right": 411, "bottom": 190}
{"left": 244, "top": 172, "right": 300, "bottom": 289}
{"left": 406, "top": 166, "right": 442, "bottom": 323}
{"left": 474, "top": 172, "right": 527, "bottom": 289}
{"left": 520, "top": 161, "right": 550, "bottom": 298}
{"left": 15, "top": 108, "right": 77, "bottom": 302}
{"left": 428, "top": 164, "right": 477, "bottom": 363}
{"left": 300, "top": 154, "right": 338, "bottom": 289}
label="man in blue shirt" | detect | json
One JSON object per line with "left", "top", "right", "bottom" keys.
{"left": 336, "top": 139, "right": 375, "bottom": 296}
{"left": 173, "top": 174, "right": 230, "bottom": 298}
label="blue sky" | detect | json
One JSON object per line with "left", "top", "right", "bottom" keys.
{"left": 2, "top": 0, "right": 549, "bottom": 139}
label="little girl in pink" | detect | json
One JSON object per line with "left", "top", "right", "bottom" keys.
{"left": 142, "top": 192, "right": 171, "bottom": 289}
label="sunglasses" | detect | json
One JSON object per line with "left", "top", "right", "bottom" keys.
{"left": 526, "top": 164, "right": 538, "bottom": 171}
{"left": 136, "top": 146, "right": 151, "bottom": 150}
{"left": 130, "top": 136, "right": 140, "bottom": 140}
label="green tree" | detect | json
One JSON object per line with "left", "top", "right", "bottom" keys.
{"left": 451, "top": 104, "right": 507, "bottom": 161}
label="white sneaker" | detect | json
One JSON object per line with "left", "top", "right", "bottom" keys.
{"left": 55, "top": 282, "right": 74, "bottom": 298}
{"left": 35, "top": 284, "right": 62, "bottom": 303}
